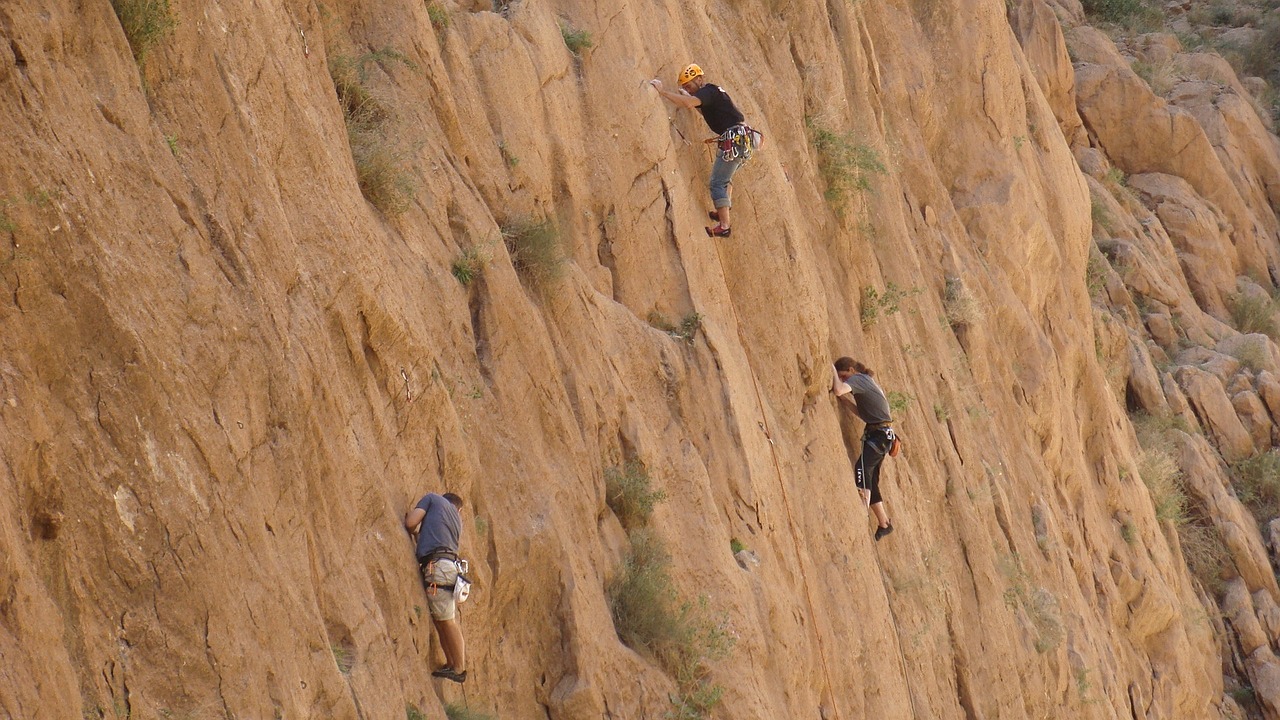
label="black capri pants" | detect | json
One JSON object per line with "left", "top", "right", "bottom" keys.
{"left": 856, "top": 426, "right": 895, "bottom": 504}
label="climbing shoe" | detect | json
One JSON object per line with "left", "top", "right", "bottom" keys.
{"left": 432, "top": 667, "right": 468, "bottom": 683}
{"left": 708, "top": 209, "right": 720, "bottom": 222}
{"left": 874, "top": 524, "right": 894, "bottom": 541}
{"left": 705, "top": 224, "right": 731, "bottom": 238}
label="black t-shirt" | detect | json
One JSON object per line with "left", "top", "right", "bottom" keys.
{"left": 693, "top": 83, "right": 745, "bottom": 135}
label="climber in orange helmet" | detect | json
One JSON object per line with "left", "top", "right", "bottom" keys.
{"left": 649, "top": 63, "right": 759, "bottom": 238}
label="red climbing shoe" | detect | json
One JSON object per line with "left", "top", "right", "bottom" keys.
{"left": 705, "top": 224, "right": 731, "bottom": 238}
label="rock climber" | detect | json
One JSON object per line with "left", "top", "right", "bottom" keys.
{"left": 405, "top": 491, "right": 468, "bottom": 682}
{"left": 649, "top": 63, "right": 758, "bottom": 238}
{"left": 833, "top": 357, "right": 896, "bottom": 541}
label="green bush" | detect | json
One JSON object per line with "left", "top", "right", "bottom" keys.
{"left": 860, "top": 282, "right": 921, "bottom": 328}
{"left": 1228, "top": 291, "right": 1280, "bottom": 340}
{"left": 647, "top": 311, "right": 703, "bottom": 343}
{"left": 944, "top": 277, "right": 983, "bottom": 328}
{"left": 444, "top": 703, "right": 495, "bottom": 720}
{"left": 332, "top": 645, "right": 354, "bottom": 674}
{"left": 1140, "top": 448, "right": 1187, "bottom": 523}
{"left": 605, "top": 461, "right": 667, "bottom": 529}
{"left": 329, "top": 49, "right": 419, "bottom": 214}
{"left": 1243, "top": 16, "right": 1280, "bottom": 90}
{"left": 426, "top": 2, "right": 450, "bottom": 30}
{"left": 451, "top": 245, "right": 490, "bottom": 286}
{"left": 406, "top": 704, "right": 426, "bottom": 720}
{"left": 1132, "top": 412, "right": 1229, "bottom": 595}
{"left": 608, "top": 529, "right": 733, "bottom": 718}
{"left": 887, "top": 391, "right": 913, "bottom": 414}
{"left": 501, "top": 217, "right": 565, "bottom": 290}
{"left": 1121, "top": 520, "right": 1137, "bottom": 544}
{"left": 997, "top": 554, "right": 1062, "bottom": 652}
{"left": 610, "top": 529, "right": 678, "bottom": 654}
{"left": 560, "top": 23, "right": 593, "bottom": 55}
{"left": 1232, "top": 451, "right": 1280, "bottom": 525}
{"left": 729, "top": 537, "right": 746, "bottom": 554}
{"left": 807, "top": 119, "right": 886, "bottom": 213}
{"left": 110, "top": 0, "right": 176, "bottom": 67}
{"left": 1180, "top": 521, "right": 1230, "bottom": 597}
{"left": 1081, "top": 0, "right": 1160, "bottom": 26}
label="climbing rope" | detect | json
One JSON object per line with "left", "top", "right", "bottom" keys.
{"left": 708, "top": 240, "right": 846, "bottom": 720}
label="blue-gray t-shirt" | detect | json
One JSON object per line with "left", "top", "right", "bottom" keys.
{"left": 413, "top": 493, "right": 461, "bottom": 561}
{"left": 843, "top": 373, "right": 893, "bottom": 425}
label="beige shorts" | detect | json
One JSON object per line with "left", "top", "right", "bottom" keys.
{"left": 419, "top": 558, "right": 459, "bottom": 621}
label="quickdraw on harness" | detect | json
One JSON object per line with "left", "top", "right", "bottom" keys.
{"left": 716, "top": 124, "right": 764, "bottom": 162}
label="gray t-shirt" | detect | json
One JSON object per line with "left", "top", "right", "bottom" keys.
{"left": 414, "top": 493, "right": 461, "bottom": 561}
{"left": 843, "top": 374, "right": 892, "bottom": 425}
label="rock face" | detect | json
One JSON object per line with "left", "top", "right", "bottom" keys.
{"left": 0, "top": 1, "right": 1277, "bottom": 720}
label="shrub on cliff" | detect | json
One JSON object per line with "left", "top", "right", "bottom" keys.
{"left": 647, "top": 311, "right": 703, "bottom": 344}
{"left": 328, "top": 49, "right": 419, "bottom": 214}
{"left": 443, "top": 703, "right": 494, "bottom": 720}
{"left": 451, "top": 244, "right": 491, "bottom": 286}
{"left": 605, "top": 465, "right": 732, "bottom": 719}
{"left": 807, "top": 119, "right": 885, "bottom": 215}
{"left": 501, "top": 217, "right": 565, "bottom": 290}
{"left": 606, "top": 461, "right": 667, "bottom": 529}
{"left": 110, "top": 0, "right": 176, "bottom": 67}
{"left": 560, "top": 22, "right": 593, "bottom": 56}
{"left": 1081, "top": 0, "right": 1160, "bottom": 27}
{"left": 944, "top": 276, "right": 984, "bottom": 329}
{"left": 1228, "top": 290, "right": 1280, "bottom": 341}
{"left": 1232, "top": 450, "right": 1280, "bottom": 525}
{"left": 608, "top": 529, "right": 733, "bottom": 718}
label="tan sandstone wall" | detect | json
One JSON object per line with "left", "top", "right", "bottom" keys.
{"left": 1, "top": 0, "right": 1278, "bottom": 717}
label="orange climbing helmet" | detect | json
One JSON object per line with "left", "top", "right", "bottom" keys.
{"left": 678, "top": 63, "right": 704, "bottom": 86}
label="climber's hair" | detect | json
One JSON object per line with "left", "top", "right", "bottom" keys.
{"left": 834, "top": 356, "right": 873, "bottom": 376}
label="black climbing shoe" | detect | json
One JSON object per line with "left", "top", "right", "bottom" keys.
{"left": 705, "top": 224, "right": 731, "bottom": 238}
{"left": 432, "top": 667, "right": 468, "bottom": 683}
{"left": 875, "top": 524, "right": 894, "bottom": 541}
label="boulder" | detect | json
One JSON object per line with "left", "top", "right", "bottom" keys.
{"left": 1074, "top": 30, "right": 1274, "bottom": 283}
{"left": 1258, "top": 371, "right": 1280, "bottom": 423}
{"left": 1233, "top": 390, "right": 1273, "bottom": 450}
{"left": 1146, "top": 312, "right": 1178, "bottom": 348}
{"left": 1222, "top": 520, "right": 1280, "bottom": 597}
{"left": 1075, "top": 146, "right": 1108, "bottom": 177}
{"left": 1162, "top": 371, "right": 1201, "bottom": 431}
{"left": 1175, "top": 346, "right": 1243, "bottom": 383}
{"left": 1130, "top": 34, "right": 1181, "bottom": 64}
{"left": 1225, "top": 578, "right": 1268, "bottom": 654}
{"left": 1228, "top": 374, "right": 1256, "bottom": 396}
{"left": 1127, "top": 173, "right": 1239, "bottom": 316}
{"left": 1218, "top": 334, "right": 1280, "bottom": 375}
{"left": 1254, "top": 590, "right": 1280, "bottom": 645}
{"left": 1175, "top": 366, "right": 1255, "bottom": 460}
{"left": 1129, "top": 339, "right": 1169, "bottom": 415}
{"left": 1248, "top": 646, "right": 1280, "bottom": 720}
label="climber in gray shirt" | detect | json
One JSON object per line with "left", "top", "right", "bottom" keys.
{"left": 833, "top": 357, "right": 897, "bottom": 541}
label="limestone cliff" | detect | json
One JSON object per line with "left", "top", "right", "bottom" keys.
{"left": 2, "top": 0, "right": 1279, "bottom": 718}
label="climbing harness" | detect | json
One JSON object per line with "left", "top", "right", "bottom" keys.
{"left": 713, "top": 124, "right": 764, "bottom": 162}
{"left": 421, "top": 551, "right": 469, "bottom": 600}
